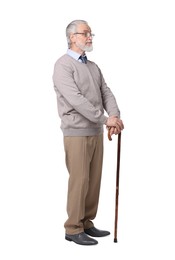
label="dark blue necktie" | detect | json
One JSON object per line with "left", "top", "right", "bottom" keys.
{"left": 79, "top": 55, "right": 87, "bottom": 64}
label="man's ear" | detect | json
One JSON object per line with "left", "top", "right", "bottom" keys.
{"left": 70, "top": 33, "right": 76, "bottom": 44}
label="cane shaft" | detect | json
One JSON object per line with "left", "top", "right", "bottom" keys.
{"left": 114, "top": 132, "right": 121, "bottom": 242}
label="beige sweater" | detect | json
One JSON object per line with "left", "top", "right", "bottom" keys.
{"left": 53, "top": 54, "right": 120, "bottom": 136}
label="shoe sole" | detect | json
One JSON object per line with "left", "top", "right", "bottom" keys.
{"left": 65, "top": 236, "right": 98, "bottom": 245}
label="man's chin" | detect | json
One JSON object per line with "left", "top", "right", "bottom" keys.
{"left": 84, "top": 46, "right": 93, "bottom": 52}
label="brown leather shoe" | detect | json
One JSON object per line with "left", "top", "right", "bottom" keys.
{"left": 84, "top": 227, "right": 110, "bottom": 237}
{"left": 65, "top": 232, "right": 98, "bottom": 245}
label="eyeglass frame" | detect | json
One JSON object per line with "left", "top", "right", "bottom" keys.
{"left": 73, "top": 32, "right": 95, "bottom": 38}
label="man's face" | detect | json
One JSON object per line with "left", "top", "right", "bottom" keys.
{"left": 70, "top": 23, "right": 94, "bottom": 53}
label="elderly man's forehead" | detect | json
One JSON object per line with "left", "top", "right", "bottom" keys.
{"left": 76, "top": 23, "right": 91, "bottom": 32}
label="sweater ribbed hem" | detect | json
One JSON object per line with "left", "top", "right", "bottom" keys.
{"left": 61, "top": 127, "right": 103, "bottom": 136}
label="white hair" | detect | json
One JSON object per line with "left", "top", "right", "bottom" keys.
{"left": 66, "top": 20, "right": 88, "bottom": 48}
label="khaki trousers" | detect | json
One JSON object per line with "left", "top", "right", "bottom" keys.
{"left": 63, "top": 134, "right": 103, "bottom": 235}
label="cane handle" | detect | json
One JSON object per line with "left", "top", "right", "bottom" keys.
{"left": 108, "top": 128, "right": 112, "bottom": 141}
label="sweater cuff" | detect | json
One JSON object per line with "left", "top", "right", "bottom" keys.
{"left": 99, "top": 115, "right": 108, "bottom": 125}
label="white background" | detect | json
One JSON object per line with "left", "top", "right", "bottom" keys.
{"left": 0, "top": 0, "right": 175, "bottom": 259}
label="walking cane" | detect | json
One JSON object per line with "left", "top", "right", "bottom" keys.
{"left": 108, "top": 129, "right": 121, "bottom": 243}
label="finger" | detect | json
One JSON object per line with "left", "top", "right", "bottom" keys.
{"left": 118, "top": 120, "right": 124, "bottom": 129}
{"left": 114, "top": 127, "right": 118, "bottom": 135}
{"left": 110, "top": 127, "right": 115, "bottom": 136}
{"left": 116, "top": 121, "right": 124, "bottom": 131}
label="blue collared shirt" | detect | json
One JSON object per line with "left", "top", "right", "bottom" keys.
{"left": 67, "top": 49, "right": 86, "bottom": 63}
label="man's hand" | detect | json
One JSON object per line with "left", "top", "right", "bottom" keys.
{"left": 105, "top": 116, "right": 124, "bottom": 134}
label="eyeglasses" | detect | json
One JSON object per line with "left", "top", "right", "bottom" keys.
{"left": 74, "top": 32, "right": 95, "bottom": 38}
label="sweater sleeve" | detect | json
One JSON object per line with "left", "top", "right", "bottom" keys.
{"left": 99, "top": 68, "right": 121, "bottom": 118}
{"left": 53, "top": 61, "right": 107, "bottom": 124}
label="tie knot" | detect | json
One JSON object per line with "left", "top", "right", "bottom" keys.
{"left": 79, "top": 55, "right": 87, "bottom": 64}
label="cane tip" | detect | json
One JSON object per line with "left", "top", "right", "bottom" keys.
{"left": 114, "top": 238, "right": 118, "bottom": 243}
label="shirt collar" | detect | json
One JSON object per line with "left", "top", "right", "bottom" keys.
{"left": 67, "top": 49, "right": 86, "bottom": 61}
